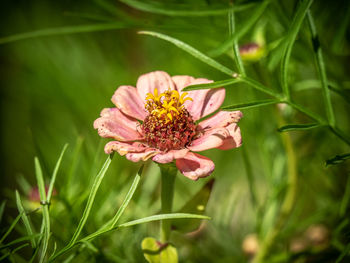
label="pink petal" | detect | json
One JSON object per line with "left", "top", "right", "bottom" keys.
{"left": 126, "top": 149, "right": 160, "bottom": 162}
{"left": 198, "top": 111, "right": 243, "bottom": 130}
{"left": 93, "top": 108, "right": 143, "bottom": 141}
{"left": 136, "top": 71, "right": 175, "bottom": 101}
{"left": 111, "top": 85, "right": 147, "bottom": 120}
{"left": 172, "top": 76, "right": 225, "bottom": 120}
{"left": 152, "top": 149, "right": 189, "bottom": 164}
{"left": 188, "top": 128, "right": 230, "bottom": 152}
{"left": 218, "top": 123, "right": 242, "bottom": 150}
{"left": 175, "top": 152, "right": 215, "bottom": 180}
{"left": 104, "top": 141, "right": 148, "bottom": 155}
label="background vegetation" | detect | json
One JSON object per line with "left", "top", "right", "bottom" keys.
{"left": 0, "top": 0, "right": 349, "bottom": 262}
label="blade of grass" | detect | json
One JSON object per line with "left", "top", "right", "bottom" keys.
{"left": 138, "top": 31, "right": 236, "bottom": 76}
{"left": 68, "top": 154, "right": 114, "bottom": 246}
{"left": 277, "top": 123, "right": 322, "bottom": 132}
{"left": 0, "top": 234, "right": 42, "bottom": 250}
{"left": 15, "top": 191, "right": 36, "bottom": 248}
{"left": 0, "top": 23, "right": 130, "bottom": 45}
{"left": 35, "top": 157, "right": 50, "bottom": 263}
{"left": 209, "top": 0, "right": 271, "bottom": 57}
{"left": 119, "top": 0, "right": 254, "bottom": 16}
{"left": 280, "top": 0, "right": 313, "bottom": 99}
{"left": 306, "top": 11, "right": 335, "bottom": 127}
{"left": 222, "top": 99, "right": 280, "bottom": 111}
{"left": 47, "top": 144, "right": 68, "bottom": 202}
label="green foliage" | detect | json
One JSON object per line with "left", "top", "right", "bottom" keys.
{"left": 142, "top": 237, "right": 178, "bottom": 263}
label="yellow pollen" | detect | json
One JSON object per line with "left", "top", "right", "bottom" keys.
{"left": 145, "top": 88, "right": 192, "bottom": 122}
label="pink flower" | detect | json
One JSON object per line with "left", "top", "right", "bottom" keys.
{"left": 94, "top": 71, "right": 242, "bottom": 180}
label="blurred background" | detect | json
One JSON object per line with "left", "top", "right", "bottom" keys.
{"left": 0, "top": 0, "right": 350, "bottom": 262}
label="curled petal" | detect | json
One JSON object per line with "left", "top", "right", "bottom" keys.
{"left": 126, "top": 149, "right": 160, "bottom": 162}
{"left": 198, "top": 111, "right": 243, "bottom": 130}
{"left": 176, "top": 152, "right": 215, "bottom": 180}
{"left": 112, "top": 85, "right": 147, "bottom": 120}
{"left": 104, "top": 141, "right": 148, "bottom": 155}
{"left": 93, "top": 108, "right": 143, "bottom": 141}
{"left": 172, "top": 76, "right": 225, "bottom": 120}
{"left": 152, "top": 149, "right": 189, "bottom": 164}
{"left": 217, "top": 123, "right": 242, "bottom": 150}
{"left": 188, "top": 128, "right": 230, "bottom": 152}
{"left": 137, "top": 71, "right": 175, "bottom": 101}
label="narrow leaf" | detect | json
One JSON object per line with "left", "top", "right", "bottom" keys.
{"left": 277, "top": 123, "right": 321, "bottom": 132}
{"left": 183, "top": 78, "right": 242, "bottom": 91}
{"left": 222, "top": 99, "right": 280, "bottom": 111}
{"left": 120, "top": 0, "right": 254, "bottom": 16}
{"left": 0, "top": 201, "right": 6, "bottom": 224}
{"left": 209, "top": 0, "right": 271, "bottom": 57}
{"left": 68, "top": 154, "right": 114, "bottom": 245}
{"left": 138, "top": 31, "right": 236, "bottom": 76}
{"left": 0, "top": 213, "right": 23, "bottom": 244}
{"left": 47, "top": 144, "right": 68, "bottom": 202}
{"left": 0, "top": 234, "right": 42, "bottom": 250}
{"left": 15, "top": 191, "right": 36, "bottom": 248}
{"left": 0, "top": 23, "right": 128, "bottom": 45}
{"left": 326, "top": 153, "right": 350, "bottom": 166}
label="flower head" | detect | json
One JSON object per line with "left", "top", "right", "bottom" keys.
{"left": 94, "top": 71, "right": 242, "bottom": 180}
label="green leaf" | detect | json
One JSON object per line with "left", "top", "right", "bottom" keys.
{"left": 326, "top": 153, "right": 350, "bottom": 166}
{"left": 0, "top": 213, "right": 23, "bottom": 244}
{"left": 277, "top": 123, "right": 321, "bottom": 132}
{"left": 0, "top": 23, "right": 129, "bottom": 45}
{"left": 222, "top": 99, "right": 280, "bottom": 111}
{"left": 108, "top": 165, "right": 143, "bottom": 228}
{"left": 280, "top": 0, "right": 313, "bottom": 99}
{"left": 172, "top": 179, "right": 214, "bottom": 233}
{"left": 138, "top": 31, "right": 236, "bottom": 76}
{"left": 34, "top": 157, "right": 50, "bottom": 263}
{"left": 209, "top": 0, "right": 271, "bottom": 57}
{"left": 120, "top": 0, "right": 254, "bottom": 17}
{"left": 0, "top": 234, "right": 42, "bottom": 250}
{"left": 183, "top": 77, "right": 242, "bottom": 91}
{"left": 142, "top": 237, "right": 178, "bottom": 263}
{"left": 47, "top": 144, "right": 68, "bottom": 202}
{"left": 15, "top": 191, "right": 36, "bottom": 248}
{"left": 0, "top": 201, "right": 6, "bottom": 225}
{"left": 68, "top": 154, "right": 114, "bottom": 246}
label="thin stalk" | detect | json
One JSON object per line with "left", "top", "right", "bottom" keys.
{"left": 306, "top": 11, "right": 335, "bottom": 127}
{"left": 159, "top": 163, "right": 177, "bottom": 243}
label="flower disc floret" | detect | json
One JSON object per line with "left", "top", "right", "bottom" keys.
{"left": 142, "top": 88, "right": 196, "bottom": 151}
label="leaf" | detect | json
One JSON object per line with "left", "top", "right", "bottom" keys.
{"left": 47, "top": 144, "right": 68, "bottom": 202}
{"left": 326, "top": 153, "right": 350, "bottom": 166}
{"left": 0, "top": 234, "right": 42, "bottom": 250}
{"left": 68, "top": 154, "right": 114, "bottom": 245}
{"left": 277, "top": 123, "right": 321, "bottom": 132}
{"left": 15, "top": 191, "right": 36, "bottom": 248}
{"left": 138, "top": 31, "right": 236, "bottom": 76}
{"left": 280, "top": 0, "right": 313, "bottom": 98}
{"left": 208, "top": 0, "right": 271, "bottom": 57}
{"left": 120, "top": 0, "right": 254, "bottom": 17}
{"left": 0, "top": 23, "right": 129, "bottom": 45}
{"left": 183, "top": 78, "right": 242, "bottom": 91}
{"left": 0, "top": 201, "right": 6, "bottom": 225}
{"left": 172, "top": 179, "right": 214, "bottom": 233}
{"left": 142, "top": 237, "right": 178, "bottom": 263}
{"left": 222, "top": 99, "right": 280, "bottom": 111}
{"left": 0, "top": 213, "right": 23, "bottom": 244}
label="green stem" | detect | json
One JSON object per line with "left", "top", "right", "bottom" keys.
{"left": 159, "top": 163, "right": 177, "bottom": 243}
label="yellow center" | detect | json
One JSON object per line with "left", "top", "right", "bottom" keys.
{"left": 145, "top": 88, "right": 192, "bottom": 122}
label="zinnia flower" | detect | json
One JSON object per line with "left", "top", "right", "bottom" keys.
{"left": 94, "top": 71, "right": 242, "bottom": 180}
